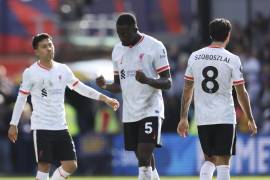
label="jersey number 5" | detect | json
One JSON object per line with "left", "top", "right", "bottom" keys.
{"left": 201, "top": 66, "right": 219, "bottom": 94}
{"left": 145, "top": 122, "right": 153, "bottom": 134}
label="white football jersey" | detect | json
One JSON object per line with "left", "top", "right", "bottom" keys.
{"left": 185, "top": 46, "right": 244, "bottom": 125}
{"left": 19, "top": 61, "right": 79, "bottom": 130}
{"left": 112, "top": 34, "right": 170, "bottom": 123}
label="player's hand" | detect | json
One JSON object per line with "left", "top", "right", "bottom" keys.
{"left": 247, "top": 120, "right": 257, "bottom": 136}
{"left": 177, "top": 119, "right": 189, "bottom": 138}
{"left": 96, "top": 75, "right": 106, "bottom": 89}
{"left": 135, "top": 71, "right": 148, "bottom": 84}
{"left": 8, "top": 125, "right": 18, "bottom": 143}
{"left": 105, "top": 97, "right": 120, "bottom": 111}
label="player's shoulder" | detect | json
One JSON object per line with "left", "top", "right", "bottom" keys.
{"left": 143, "top": 34, "right": 164, "bottom": 47}
{"left": 112, "top": 41, "right": 123, "bottom": 52}
{"left": 112, "top": 41, "right": 124, "bottom": 55}
{"left": 55, "top": 62, "right": 73, "bottom": 73}
{"left": 189, "top": 47, "right": 205, "bottom": 59}
{"left": 222, "top": 49, "right": 241, "bottom": 64}
{"left": 112, "top": 41, "right": 124, "bottom": 59}
{"left": 25, "top": 62, "right": 38, "bottom": 74}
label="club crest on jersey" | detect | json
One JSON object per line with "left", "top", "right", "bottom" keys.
{"left": 58, "top": 75, "right": 62, "bottom": 80}
{"left": 139, "top": 53, "right": 145, "bottom": 61}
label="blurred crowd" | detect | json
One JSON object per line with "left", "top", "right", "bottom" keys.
{"left": 0, "top": 14, "right": 270, "bottom": 174}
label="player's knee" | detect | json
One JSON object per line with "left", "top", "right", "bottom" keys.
{"left": 38, "top": 162, "right": 51, "bottom": 172}
{"left": 204, "top": 155, "right": 216, "bottom": 165}
{"left": 137, "top": 153, "right": 151, "bottom": 166}
{"left": 62, "top": 161, "right": 78, "bottom": 173}
{"left": 70, "top": 161, "right": 78, "bottom": 172}
{"left": 215, "top": 155, "right": 230, "bottom": 166}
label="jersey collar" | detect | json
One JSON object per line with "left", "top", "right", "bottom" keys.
{"left": 37, "top": 61, "right": 54, "bottom": 71}
{"left": 128, "top": 35, "right": 145, "bottom": 48}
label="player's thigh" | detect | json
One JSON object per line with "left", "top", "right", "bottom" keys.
{"left": 213, "top": 124, "right": 236, "bottom": 156}
{"left": 33, "top": 130, "right": 54, "bottom": 163}
{"left": 138, "top": 116, "right": 162, "bottom": 147}
{"left": 198, "top": 125, "right": 214, "bottom": 156}
{"left": 53, "top": 130, "right": 77, "bottom": 161}
{"left": 123, "top": 121, "right": 139, "bottom": 151}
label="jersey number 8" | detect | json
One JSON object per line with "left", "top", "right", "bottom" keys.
{"left": 201, "top": 66, "right": 219, "bottom": 94}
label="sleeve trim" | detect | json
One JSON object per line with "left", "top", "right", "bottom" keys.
{"left": 233, "top": 80, "right": 245, "bottom": 85}
{"left": 184, "top": 75, "right": 194, "bottom": 81}
{"left": 19, "top": 90, "right": 30, "bottom": 95}
{"left": 156, "top": 65, "right": 170, "bottom": 73}
{"left": 72, "top": 80, "right": 79, "bottom": 87}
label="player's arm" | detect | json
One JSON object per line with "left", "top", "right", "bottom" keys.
{"left": 96, "top": 75, "right": 122, "bottom": 93}
{"left": 177, "top": 79, "right": 194, "bottom": 137}
{"left": 8, "top": 92, "right": 28, "bottom": 143}
{"left": 135, "top": 69, "right": 171, "bottom": 90}
{"left": 8, "top": 69, "right": 32, "bottom": 143}
{"left": 234, "top": 84, "right": 257, "bottom": 135}
{"left": 72, "top": 81, "right": 119, "bottom": 111}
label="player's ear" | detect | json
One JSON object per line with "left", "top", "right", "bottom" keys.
{"left": 134, "top": 25, "right": 138, "bottom": 33}
{"left": 34, "top": 49, "right": 39, "bottom": 57}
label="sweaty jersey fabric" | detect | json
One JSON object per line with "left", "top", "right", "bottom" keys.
{"left": 112, "top": 34, "right": 170, "bottom": 123}
{"left": 19, "top": 61, "right": 79, "bottom": 130}
{"left": 185, "top": 46, "right": 244, "bottom": 125}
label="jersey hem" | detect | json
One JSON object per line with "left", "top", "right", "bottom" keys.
{"left": 122, "top": 115, "right": 164, "bottom": 123}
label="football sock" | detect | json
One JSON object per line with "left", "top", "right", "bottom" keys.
{"left": 51, "top": 166, "right": 71, "bottom": 180}
{"left": 36, "top": 171, "right": 49, "bottom": 180}
{"left": 152, "top": 167, "right": 160, "bottom": 180}
{"left": 138, "top": 166, "right": 152, "bottom": 180}
{"left": 200, "top": 161, "right": 216, "bottom": 180}
{"left": 217, "top": 165, "right": 230, "bottom": 180}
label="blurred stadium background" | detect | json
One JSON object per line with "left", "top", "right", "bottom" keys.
{"left": 0, "top": 0, "right": 270, "bottom": 179}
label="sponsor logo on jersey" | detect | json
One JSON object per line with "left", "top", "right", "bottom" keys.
{"left": 120, "top": 69, "right": 139, "bottom": 79}
{"left": 120, "top": 69, "right": 125, "bottom": 79}
{"left": 41, "top": 88, "right": 47, "bottom": 97}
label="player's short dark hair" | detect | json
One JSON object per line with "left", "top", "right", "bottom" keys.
{"left": 32, "top": 33, "right": 52, "bottom": 49}
{"left": 209, "top": 18, "right": 231, "bottom": 42}
{"left": 116, "top": 13, "right": 137, "bottom": 27}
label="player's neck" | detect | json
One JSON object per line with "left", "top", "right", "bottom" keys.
{"left": 209, "top": 41, "right": 226, "bottom": 48}
{"left": 131, "top": 33, "right": 143, "bottom": 46}
{"left": 38, "top": 59, "right": 54, "bottom": 69}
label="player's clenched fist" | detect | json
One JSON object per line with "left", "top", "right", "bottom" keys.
{"left": 96, "top": 75, "right": 106, "bottom": 89}
{"left": 8, "top": 125, "right": 18, "bottom": 143}
{"left": 105, "top": 98, "right": 120, "bottom": 111}
{"left": 99, "top": 94, "right": 120, "bottom": 111}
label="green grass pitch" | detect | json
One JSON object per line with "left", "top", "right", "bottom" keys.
{"left": 1, "top": 176, "right": 270, "bottom": 180}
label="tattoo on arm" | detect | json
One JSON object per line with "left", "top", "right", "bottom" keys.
{"left": 180, "top": 80, "right": 194, "bottom": 119}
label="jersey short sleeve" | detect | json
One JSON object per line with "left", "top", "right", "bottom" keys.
{"left": 153, "top": 42, "right": 170, "bottom": 74}
{"left": 19, "top": 68, "right": 32, "bottom": 95}
{"left": 232, "top": 56, "right": 245, "bottom": 85}
{"left": 184, "top": 53, "right": 194, "bottom": 81}
{"left": 65, "top": 65, "right": 79, "bottom": 90}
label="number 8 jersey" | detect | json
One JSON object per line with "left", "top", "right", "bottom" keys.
{"left": 184, "top": 46, "right": 244, "bottom": 125}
